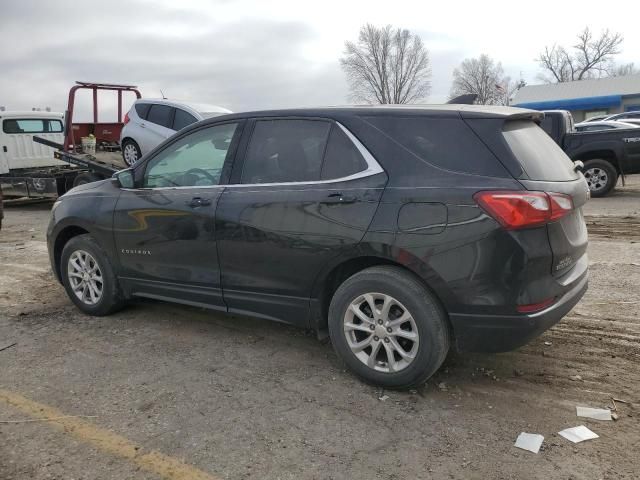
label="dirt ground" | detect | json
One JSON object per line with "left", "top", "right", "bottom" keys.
{"left": 1, "top": 178, "right": 639, "bottom": 480}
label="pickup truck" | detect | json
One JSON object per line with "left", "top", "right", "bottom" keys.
{"left": 540, "top": 110, "right": 640, "bottom": 197}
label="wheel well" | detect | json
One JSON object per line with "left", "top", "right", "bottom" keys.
{"left": 53, "top": 226, "right": 89, "bottom": 281}
{"left": 576, "top": 151, "right": 620, "bottom": 173}
{"left": 315, "top": 256, "right": 447, "bottom": 332}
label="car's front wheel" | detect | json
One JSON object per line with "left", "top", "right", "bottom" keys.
{"left": 328, "top": 266, "right": 449, "bottom": 388}
{"left": 60, "top": 234, "right": 125, "bottom": 316}
{"left": 121, "top": 139, "right": 141, "bottom": 167}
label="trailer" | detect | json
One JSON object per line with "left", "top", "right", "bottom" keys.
{"left": 0, "top": 81, "right": 141, "bottom": 199}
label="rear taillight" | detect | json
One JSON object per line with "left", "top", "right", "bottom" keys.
{"left": 474, "top": 191, "right": 573, "bottom": 230}
{"left": 124, "top": 112, "right": 130, "bottom": 124}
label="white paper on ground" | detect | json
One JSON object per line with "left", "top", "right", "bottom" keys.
{"left": 514, "top": 432, "right": 544, "bottom": 453}
{"left": 576, "top": 406, "right": 612, "bottom": 421}
{"left": 558, "top": 425, "right": 599, "bottom": 443}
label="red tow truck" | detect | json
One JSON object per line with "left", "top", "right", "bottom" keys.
{"left": 1, "top": 81, "right": 140, "bottom": 199}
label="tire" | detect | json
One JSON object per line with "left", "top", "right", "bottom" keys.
{"left": 121, "top": 139, "right": 141, "bottom": 166}
{"left": 72, "top": 172, "right": 103, "bottom": 187}
{"left": 60, "top": 234, "right": 125, "bottom": 316}
{"left": 328, "top": 266, "right": 450, "bottom": 388}
{"left": 583, "top": 159, "right": 617, "bottom": 197}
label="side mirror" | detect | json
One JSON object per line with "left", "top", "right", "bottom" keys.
{"left": 113, "top": 169, "right": 135, "bottom": 188}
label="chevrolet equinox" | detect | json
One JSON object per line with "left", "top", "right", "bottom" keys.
{"left": 47, "top": 106, "right": 589, "bottom": 388}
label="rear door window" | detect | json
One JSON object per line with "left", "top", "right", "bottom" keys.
{"left": 241, "top": 119, "right": 331, "bottom": 184}
{"left": 503, "top": 121, "right": 578, "bottom": 181}
{"left": 146, "top": 105, "right": 174, "bottom": 129}
{"left": 173, "top": 109, "right": 198, "bottom": 131}
{"left": 321, "top": 126, "right": 368, "bottom": 180}
{"left": 2, "top": 118, "right": 63, "bottom": 134}
{"left": 135, "top": 103, "right": 151, "bottom": 120}
{"left": 364, "top": 116, "right": 508, "bottom": 177}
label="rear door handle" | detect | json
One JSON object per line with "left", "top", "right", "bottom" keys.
{"left": 2, "top": 146, "right": 6, "bottom": 153}
{"left": 188, "top": 197, "right": 211, "bottom": 207}
{"left": 323, "top": 192, "right": 357, "bottom": 204}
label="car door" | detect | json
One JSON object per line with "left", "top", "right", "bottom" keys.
{"left": 139, "top": 104, "right": 176, "bottom": 155}
{"left": 215, "top": 117, "right": 387, "bottom": 327}
{"left": 112, "top": 121, "right": 243, "bottom": 310}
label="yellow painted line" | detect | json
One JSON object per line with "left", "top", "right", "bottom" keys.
{"left": 0, "top": 389, "right": 220, "bottom": 480}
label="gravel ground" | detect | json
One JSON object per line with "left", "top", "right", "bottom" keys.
{"left": 1, "top": 178, "right": 639, "bottom": 480}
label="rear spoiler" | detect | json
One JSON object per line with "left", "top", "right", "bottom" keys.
{"left": 447, "top": 94, "right": 477, "bottom": 105}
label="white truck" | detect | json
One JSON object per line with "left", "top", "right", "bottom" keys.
{"left": 0, "top": 110, "right": 76, "bottom": 198}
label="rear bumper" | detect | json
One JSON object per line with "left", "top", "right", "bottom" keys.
{"left": 449, "top": 272, "right": 588, "bottom": 353}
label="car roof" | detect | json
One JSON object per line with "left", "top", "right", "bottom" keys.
{"left": 136, "top": 98, "right": 231, "bottom": 114}
{"left": 206, "top": 104, "right": 541, "bottom": 122}
{"left": 0, "top": 111, "right": 64, "bottom": 119}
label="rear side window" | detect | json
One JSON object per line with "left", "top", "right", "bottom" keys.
{"left": 2, "top": 118, "right": 63, "bottom": 134}
{"left": 135, "top": 103, "right": 151, "bottom": 120}
{"left": 321, "top": 126, "right": 368, "bottom": 180}
{"left": 173, "top": 109, "right": 198, "bottom": 131}
{"left": 364, "top": 116, "right": 507, "bottom": 177}
{"left": 241, "top": 119, "right": 331, "bottom": 184}
{"left": 146, "top": 105, "right": 174, "bottom": 129}
{"left": 503, "top": 121, "right": 578, "bottom": 181}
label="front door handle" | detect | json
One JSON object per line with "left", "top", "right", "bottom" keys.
{"left": 323, "top": 192, "right": 357, "bottom": 204}
{"left": 188, "top": 197, "right": 211, "bottom": 208}
{"left": 2, "top": 146, "right": 6, "bottom": 153}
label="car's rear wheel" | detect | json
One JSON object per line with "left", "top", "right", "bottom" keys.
{"left": 121, "top": 139, "right": 141, "bottom": 166}
{"left": 583, "top": 159, "right": 617, "bottom": 197}
{"left": 60, "top": 234, "right": 125, "bottom": 316}
{"left": 328, "top": 266, "right": 449, "bottom": 388}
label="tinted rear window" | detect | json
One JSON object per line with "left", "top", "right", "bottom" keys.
{"left": 173, "top": 108, "right": 198, "bottom": 131}
{"left": 364, "top": 116, "right": 508, "bottom": 177}
{"left": 503, "top": 121, "right": 578, "bottom": 181}
{"left": 147, "top": 105, "right": 174, "bottom": 129}
{"left": 135, "top": 103, "right": 151, "bottom": 120}
{"left": 321, "top": 126, "right": 368, "bottom": 180}
{"left": 3, "top": 118, "right": 63, "bottom": 134}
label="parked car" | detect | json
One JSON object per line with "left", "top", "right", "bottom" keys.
{"left": 540, "top": 110, "right": 640, "bottom": 196}
{"left": 120, "top": 99, "right": 231, "bottom": 166}
{"left": 48, "top": 105, "right": 589, "bottom": 388}
{"left": 583, "top": 115, "right": 609, "bottom": 122}
{"left": 574, "top": 120, "right": 639, "bottom": 132}
{"left": 603, "top": 111, "right": 640, "bottom": 122}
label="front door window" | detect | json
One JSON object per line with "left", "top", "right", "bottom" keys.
{"left": 143, "top": 123, "right": 238, "bottom": 188}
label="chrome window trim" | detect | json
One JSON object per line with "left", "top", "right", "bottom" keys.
{"left": 129, "top": 121, "right": 384, "bottom": 191}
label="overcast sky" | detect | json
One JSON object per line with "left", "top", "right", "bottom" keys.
{"left": 1, "top": 0, "right": 638, "bottom": 120}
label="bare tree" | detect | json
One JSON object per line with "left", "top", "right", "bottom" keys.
{"left": 450, "top": 54, "right": 518, "bottom": 105}
{"left": 537, "top": 27, "right": 623, "bottom": 83}
{"left": 340, "top": 24, "right": 431, "bottom": 104}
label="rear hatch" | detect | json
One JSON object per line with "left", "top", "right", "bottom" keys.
{"left": 502, "top": 120, "right": 589, "bottom": 278}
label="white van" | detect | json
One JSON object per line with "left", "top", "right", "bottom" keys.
{"left": 0, "top": 111, "right": 65, "bottom": 174}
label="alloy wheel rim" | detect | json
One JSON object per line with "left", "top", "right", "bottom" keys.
{"left": 584, "top": 167, "right": 608, "bottom": 193}
{"left": 123, "top": 144, "right": 138, "bottom": 165}
{"left": 343, "top": 293, "right": 419, "bottom": 373}
{"left": 67, "top": 250, "right": 103, "bottom": 305}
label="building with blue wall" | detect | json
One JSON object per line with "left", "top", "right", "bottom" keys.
{"left": 512, "top": 74, "right": 640, "bottom": 122}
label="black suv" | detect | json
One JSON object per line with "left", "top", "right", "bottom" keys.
{"left": 47, "top": 106, "right": 589, "bottom": 388}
